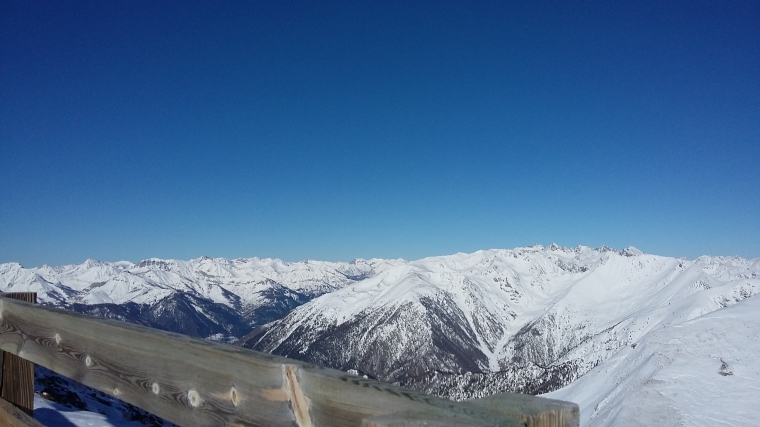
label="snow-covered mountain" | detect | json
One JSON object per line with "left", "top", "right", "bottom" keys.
{"left": 0, "top": 256, "right": 381, "bottom": 340}
{"left": 240, "top": 245, "right": 760, "bottom": 401}
{"left": 2, "top": 245, "right": 759, "bottom": 427}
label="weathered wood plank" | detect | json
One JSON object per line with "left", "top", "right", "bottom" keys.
{"left": 362, "top": 410, "right": 494, "bottom": 427}
{"left": 0, "top": 297, "right": 292, "bottom": 427}
{"left": 0, "top": 293, "right": 36, "bottom": 416}
{"left": 467, "top": 393, "right": 579, "bottom": 427}
{"left": 291, "top": 365, "right": 525, "bottom": 427}
{"left": 0, "top": 397, "right": 45, "bottom": 427}
{"left": 0, "top": 296, "right": 577, "bottom": 427}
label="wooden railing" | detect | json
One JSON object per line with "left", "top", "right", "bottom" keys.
{"left": 0, "top": 294, "right": 579, "bottom": 427}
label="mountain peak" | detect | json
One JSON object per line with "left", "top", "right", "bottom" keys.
{"left": 619, "top": 246, "right": 643, "bottom": 257}
{"left": 82, "top": 258, "right": 106, "bottom": 267}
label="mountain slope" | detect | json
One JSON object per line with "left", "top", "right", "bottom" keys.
{"left": 241, "top": 246, "right": 760, "bottom": 399}
{"left": 545, "top": 291, "right": 760, "bottom": 427}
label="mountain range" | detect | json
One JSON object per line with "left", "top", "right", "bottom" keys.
{"left": 2, "top": 245, "right": 759, "bottom": 426}
{"left": 0, "top": 255, "right": 374, "bottom": 341}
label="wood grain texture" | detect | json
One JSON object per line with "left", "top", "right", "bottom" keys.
{"left": 0, "top": 296, "right": 577, "bottom": 427}
{"left": 362, "top": 410, "right": 494, "bottom": 427}
{"left": 0, "top": 397, "right": 45, "bottom": 427}
{"left": 467, "top": 393, "right": 579, "bottom": 427}
{"left": 0, "top": 293, "right": 36, "bottom": 417}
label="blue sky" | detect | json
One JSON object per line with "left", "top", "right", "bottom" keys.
{"left": 2, "top": 1, "right": 758, "bottom": 267}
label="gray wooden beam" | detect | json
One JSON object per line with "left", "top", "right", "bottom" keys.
{"left": 0, "top": 296, "right": 578, "bottom": 427}
{"left": 467, "top": 393, "right": 579, "bottom": 427}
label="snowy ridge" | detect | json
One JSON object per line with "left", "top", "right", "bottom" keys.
{"left": 546, "top": 289, "right": 760, "bottom": 426}
{"left": 241, "top": 245, "right": 760, "bottom": 403}
{"left": 0, "top": 256, "right": 381, "bottom": 341}
{"left": 0, "top": 256, "right": 380, "bottom": 306}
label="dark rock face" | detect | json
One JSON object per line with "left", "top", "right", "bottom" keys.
{"left": 241, "top": 294, "right": 491, "bottom": 385}
{"left": 243, "top": 282, "right": 312, "bottom": 329}
{"left": 64, "top": 285, "right": 314, "bottom": 341}
{"left": 505, "top": 313, "right": 584, "bottom": 369}
{"left": 65, "top": 294, "right": 250, "bottom": 340}
{"left": 241, "top": 292, "right": 612, "bottom": 400}
{"left": 142, "top": 293, "right": 249, "bottom": 338}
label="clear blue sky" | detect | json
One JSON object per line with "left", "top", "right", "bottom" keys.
{"left": 2, "top": 1, "right": 759, "bottom": 267}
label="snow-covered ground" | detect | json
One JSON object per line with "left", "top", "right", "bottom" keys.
{"left": 34, "top": 396, "right": 144, "bottom": 427}
{"left": 33, "top": 366, "right": 176, "bottom": 427}
{"left": 546, "top": 291, "right": 760, "bottom": 427}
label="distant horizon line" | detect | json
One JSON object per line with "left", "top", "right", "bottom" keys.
{"left": 3, "top": 244, "right": 757, "bottom": 269}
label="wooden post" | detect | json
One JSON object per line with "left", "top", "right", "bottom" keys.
{"left": 0, "top": 397, "right": 45, "bottom": 427}
{"left": 0, "top": 293, "right": 36, "bottom": 417}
